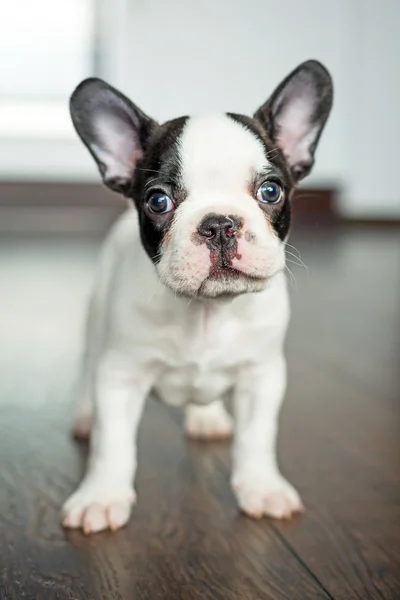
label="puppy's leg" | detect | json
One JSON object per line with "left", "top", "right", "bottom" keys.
{"left": 62, "top": 356, "right": 153, "bottom": 534}
{"left": 185, "top": 399, "right": 233, "bottom": 441}
{"left": 71, "top": 373, "right": 93, "bottom": 440}
{"left": 232, "top": 357, "right": 303, "bottom": 520}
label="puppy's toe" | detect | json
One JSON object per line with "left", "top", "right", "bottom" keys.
{"left": 108, "top": 502, "right": 132, "bottom": 531}
{"left": 82, "top": 503, "right": 109, "bottom": 534}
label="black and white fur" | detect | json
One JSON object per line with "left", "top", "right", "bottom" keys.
{"left": 62, "top": 61, "right": 333, "bottom": 533}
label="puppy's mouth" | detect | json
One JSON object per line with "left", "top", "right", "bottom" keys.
{"left": 206, "top": 244, "right": 263, "bottom": 281}
{"left": 207, "top": 265, "right": 263, "bottom": 282}
{"left": 195, "top": 265, "right": 267, "bottom": 298}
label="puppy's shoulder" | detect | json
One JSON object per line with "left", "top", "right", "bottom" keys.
{"left": 103, "top": 207, "right": 140, "bottom": 254}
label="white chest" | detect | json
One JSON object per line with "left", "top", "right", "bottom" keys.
{"left": 154, "top": 363, "right": 235, "bottom": 407}
{"left": 152, "top": 305, "right": 243, "bottom": 406}
{"left": 116, "top": 266, "right": 289, "bottom": 407}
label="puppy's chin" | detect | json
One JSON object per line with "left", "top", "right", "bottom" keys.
{"left": 156, "top": 266, "right": 271, "bottom": 299}
{"left": 198, "top": 269, "right": 268, "bottom": 298}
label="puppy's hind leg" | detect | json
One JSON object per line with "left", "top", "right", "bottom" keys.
{"left": 185, "top": 399, "right": 233, "bottom": 441}
{"left": 71, "top": 373, "right": 93, "bottom": 440}
{"left": 71, "top": 279, "right": 105, "bottom": 441}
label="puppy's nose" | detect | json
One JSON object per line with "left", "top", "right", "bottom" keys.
{"left": 197, "top": 213, "right": 241, "bottom": 248}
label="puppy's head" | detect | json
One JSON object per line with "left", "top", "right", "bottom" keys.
{"left": 71, "top": 60, "right": 332, "bottom": 298}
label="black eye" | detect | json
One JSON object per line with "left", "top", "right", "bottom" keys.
{"left": 147, "top": 192, "right": 175, "bottom": 214}
{"left": 256, "top": 181, "right": 283, "bottom": 205}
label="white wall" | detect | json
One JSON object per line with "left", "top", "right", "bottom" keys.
{"left": 114, "top": 0, "right": 349, "bottom": 185}
{"left": 0, "top": 0, "right": 95, "bottom": 98}
{"left": 113, "top": 0, "right": 399, "bottom": 218}
{"left": 1, "top": 0, "right": 399, "bottom": 218}
{"left": 341, "top": 0, "right": 400, "bottom": 218}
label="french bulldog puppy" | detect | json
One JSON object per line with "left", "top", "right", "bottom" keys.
{"left": 62, "top": 60, "right": 333, "bottom": 534}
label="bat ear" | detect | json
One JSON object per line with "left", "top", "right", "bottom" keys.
{"left": 254, "top": 60, "right": 333, "bottom": 181}
{"left": 70, "top": 78, "right": 157, "bottom": 194}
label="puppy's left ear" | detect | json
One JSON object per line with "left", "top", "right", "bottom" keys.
{"left": 254, "top": 60, "right": 333, "bottom": 181}
{"left": 70, "top": 78, "right": 157, "bottom": 195}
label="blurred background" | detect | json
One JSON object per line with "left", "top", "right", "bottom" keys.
{"left": 0, "top": 4, "right": 399, "bottom": 596}
{"left": 0, "top": 0, "right": 399, "bottom": 231}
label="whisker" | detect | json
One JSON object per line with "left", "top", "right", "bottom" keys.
{"left": 137, "top": 167, "right": 164, "bottom": 175}
{"left": 284, "top": 242, "right": 302, "bottom": 259}
{"left": 266, "top": 147, "right": 279, "bottom": 158}
{"left": 285, "top": 264, "right": 297, "bottom": 291}
{"left": 285, "top": 257, "right": 308, "bottom": 272}
{"left": 144, "top": 176, "right": 165, "bottom": 189}
{"left": 285, "top": 251, "right": 309, "bottom": 272}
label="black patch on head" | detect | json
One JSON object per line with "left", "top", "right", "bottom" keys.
{"left": 130, "top": 117, "right": 188, "bottom": 260}
{"left": 270, "top": 196, "right": 291, "bottom": 241}
{"left": 227, "top": 113, "right": 294, "bottom": 241}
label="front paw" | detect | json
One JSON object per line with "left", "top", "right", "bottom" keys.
{"left": 232, "top": 471, "right": 304, "bottom": 520}
{"left": 62, "top": 477, "right": 136, "bottom": 534}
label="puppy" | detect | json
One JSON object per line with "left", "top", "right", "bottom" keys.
{"left": 62, "top": 60, "right": 333, "bottom": 534}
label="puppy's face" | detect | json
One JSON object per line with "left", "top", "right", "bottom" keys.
{"left": 70, "top": 61, "right": 332, "bottom": 298}
{"left": 133, "top": 113, "right": 292, "bottom": 297}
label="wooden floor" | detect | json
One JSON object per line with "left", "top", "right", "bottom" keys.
{"left": 0, "top": 224, "right": 399, "bottom": 600}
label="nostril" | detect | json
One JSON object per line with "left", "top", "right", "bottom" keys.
{"left": 225, "top": 226, "right": 235, "bottom": 237}
{"left": 203, "top": 228, "right": 216, "bottom": 239}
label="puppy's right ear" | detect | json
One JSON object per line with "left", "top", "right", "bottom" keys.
{"left": 70, "top": 78, "right": 157, "bottom": 195}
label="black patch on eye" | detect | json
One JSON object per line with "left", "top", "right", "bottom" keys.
{"left": 226, "top": 113, "right": 294, "bottom": 241}
{"left": 131, "top": 116, "right": 188, "bottom": 260}
{"left": 270, "top": 199, "right": 291, "bottom": 241}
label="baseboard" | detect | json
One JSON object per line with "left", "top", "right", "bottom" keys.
{"left": 0, "top": 181, "right": 124, "bottom": 208}
{"left": 0, "top": 206, "right": 122, "bottom": 235}
{"left": 291, "top": 188, "right": 338, "bottom": 224}
{"left": 341, "top": 218, "right": 400, "bottom": 227}
{"left": 7, "top": 182, "right": 399, "bottom": 233}
{"left": 0, "top": 182, "right": 125, "bottom": 234}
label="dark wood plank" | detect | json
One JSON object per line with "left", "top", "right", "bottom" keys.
{"left": 274, "top": 354, "right": 400, "bottom": 600}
